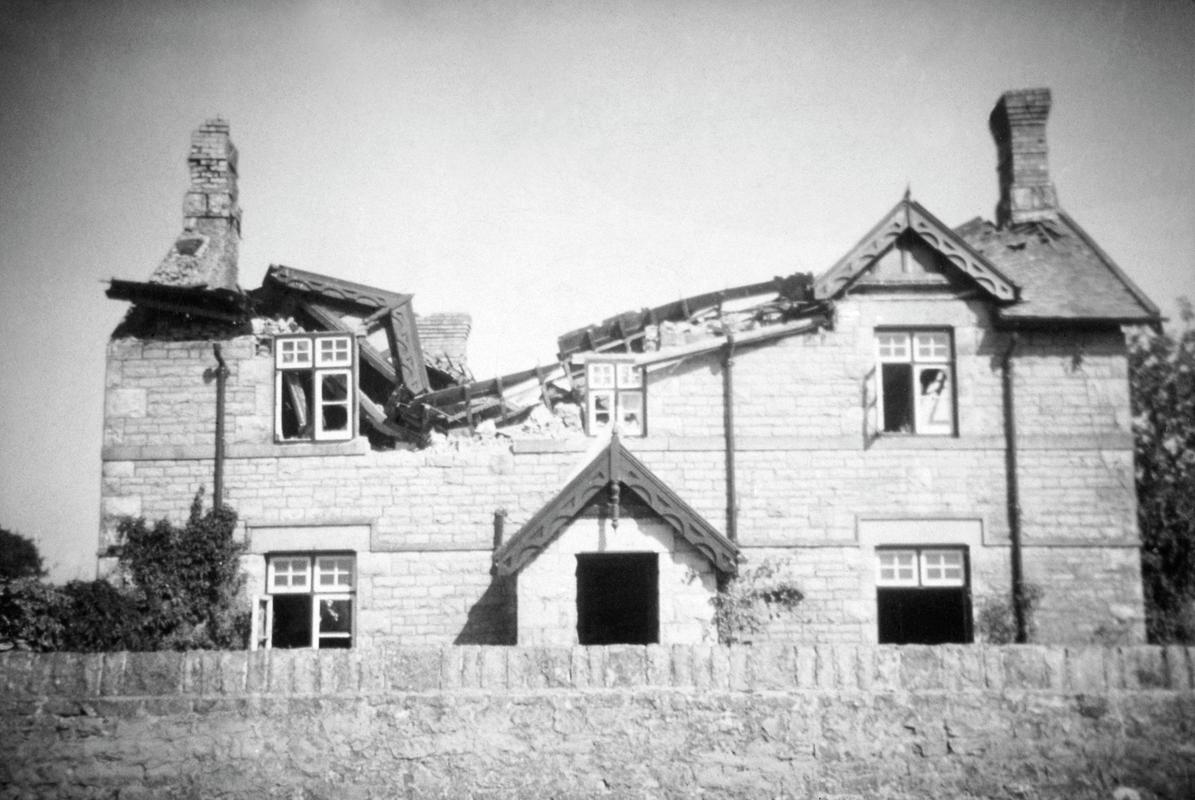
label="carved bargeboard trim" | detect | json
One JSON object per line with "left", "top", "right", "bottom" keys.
{"left": 387, "top": 300, "right": 430, "bottom": 395}
{"left": 906, "top": 202, "right": 1017, "bottom": 302}
{"left": 812, "top": 198, "right": 1018, "bottom": 303}
{"left": 493, "top": 437, "right": 738, "bottom": 576}
{"left": 265, "top": 264, "right": 409, "bottom": 309}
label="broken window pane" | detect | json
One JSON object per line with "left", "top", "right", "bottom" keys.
{"left": 275, "top": 335, "right": 355, "bottom": 442}
{"left": 590, "top": 391, "right": 613, "bottom": 431}
{"left": 915, "top": 366, "right": 953, "bottom": 435}
{"left": 279, "top": 372, "right": 313, "bottom": 439}
{"left": 875, "top": 330, "right": 953, "bottom": 435}
{"left": 585, "top": 360, "right": 646, "bottom": 437}
{"left": 265, "top": 555, "right": 356, "bottom": 649}
{"left": 619, "top": 391, "right": 643, "bottom": 436}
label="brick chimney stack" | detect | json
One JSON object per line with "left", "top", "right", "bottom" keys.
{"left": 990, "top": 88, "right": 1058, "bottom": 227}
{"left": 149, "top": 118, "right": 242, "bottom": 290}
{"left": 417, "top": 312, "right": 473, "bottom": 380}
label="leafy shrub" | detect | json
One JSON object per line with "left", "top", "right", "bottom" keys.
{"left": 59, "top": 579, "right": 153, "bottom": 652}
{"left": 109, "top": 491, "right": 247, "bottom": 650}
{"left": 0, "top": 578, "right": 66, "bottom": 651}
{"left": 0, "top": 491, "right": 247, "bottom": 652}
{"left": 976, "top": 583, "right": 1044, "bottom": 643}
{"left": 709, "top": 559, "right": 804, "bottom": 644}
{"left": 1130, "top": 298, "right": 1195, "bottom": 643}
{"left": 0, "top": 528, "right": 45, "bottom": 581}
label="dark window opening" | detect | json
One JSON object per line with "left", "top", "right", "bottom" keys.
{"left": 280, "top": 372, "right": 314, "bottom": 439}
{"left": 881, "top": 362, "right": 913, "bottom": 433}
{"left": 576, "top": 553, "right": 658, "bottom": 645}
{"left": 271, "top": 594, "right": 313, "bottom": 648}
{"left": 877, "top": 587, "right": 971, "bottom": 644}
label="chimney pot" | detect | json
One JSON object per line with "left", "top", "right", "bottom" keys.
{"left": 990, "top": 88, "right": 1059, "bottom": 226}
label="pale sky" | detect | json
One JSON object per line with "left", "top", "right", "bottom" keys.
{"left": 1, "top": 0, "right": 1192, "bottom": 582}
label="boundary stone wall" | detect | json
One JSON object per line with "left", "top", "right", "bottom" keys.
{"left": 3, "top": 645, "right": 1193, "bottom": 799}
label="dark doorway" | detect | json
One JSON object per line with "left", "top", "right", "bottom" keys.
{"left": 877, "top": 587, "right": 971, "bottom": 644}
{"left": 576, "top": 553, "right": 658, "bottom": 645}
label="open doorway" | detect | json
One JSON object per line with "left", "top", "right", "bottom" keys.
{"left": 576, "top": 552, "right": 658, "bottom": 645}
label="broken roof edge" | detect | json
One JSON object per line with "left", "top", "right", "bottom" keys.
{"left": 812, "top": 195, "right": 1018, "bottom": 303}
{"left": 263, "top": 264, "right": 412, "bottom": 309}
{"left": 556, "top": 272, "right": 815, "bottom": 360}
{"left": 106, "top": 279, "right": 252, "bottom": 325}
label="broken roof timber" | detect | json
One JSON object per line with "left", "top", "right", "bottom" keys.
{"left": 633, "top": 314, "right": 829, "bottom": 368}
{"left": 557, "top": 273, "right": 814, "bottom": 360}
{"left": 297, "top": 300, "right": 399, "bottom": 385}
{"left": 106, "top": 279, "right": 251, "bottom": 324}
{"left": 264, "top": 264, "right": 410, "bottom": 309}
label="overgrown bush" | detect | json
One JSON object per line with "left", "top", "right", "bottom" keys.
{"left": 0, "top": 528, "right": 45, "bottom": 581}
{"left": 1130, "top": 298, "right": 1195, "bottom": 643}
{"left": 108, "top": 491, "right": 248, "bottom": 650}
{"left": 0, "top": 491, "right": 248, "bottom": 652}
{"left": 709, "top": 559, "right": 804, "bottom": 644}
{"left": 975, "top": 583, "right": 1044, "bottom": 643}
{"left": 0, "top": 577, "right": 67, "bottom": 651}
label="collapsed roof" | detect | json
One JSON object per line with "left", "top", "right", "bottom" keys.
{"left": 106, "top": 90, "right": 1161, "bottom": 447}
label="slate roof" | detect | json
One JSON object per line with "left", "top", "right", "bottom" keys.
{"left": 955, "top": 212, "right": 1160, "bottom": 324}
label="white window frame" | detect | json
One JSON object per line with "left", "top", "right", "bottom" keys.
{"left": 875, "top": 546, "right": 967, "bottom": 588}
{"left": 252, "top": 553, "right": 356, "bottom": 650}
{"left": 584, "top": 359, "right": 645, "bottom": 437}
{"left": 875, "top": 330, "right": 955, "bottom": 436}
{"left": 274, "top": 333, "right": 356, "bottom": 443}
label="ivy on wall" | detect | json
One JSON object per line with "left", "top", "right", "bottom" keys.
{"left": 0, "top": 491, "right": 247, "bottom": 652}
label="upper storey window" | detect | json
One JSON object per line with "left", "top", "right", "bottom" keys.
{"left": 586, "top": 360, "right": 644, "bottom": 437}
{"left": 876, "top": 330, "right": 954, "bottom": 435}
{"left": 275, "top": 334, "right": 355, "bottom": 442}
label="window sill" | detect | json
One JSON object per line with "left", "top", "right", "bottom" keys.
{"left": 102, "top": 438, "right": 371, "bottom": 461}
{"left": 866, "top": 435, "right": 975, "bottom": 450}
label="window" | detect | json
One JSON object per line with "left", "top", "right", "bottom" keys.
{"left": 876, "top": 547, "right": 970, "bottom": 644}
{"left": 576, "top": 553, "right": 658, "bottom": 645}
{"left": 253, "top": 554, "right": 355, "bottom": 649}
{"left": 875, "top": 330, "right": 954, "bottom": 435}
{"left": 585, "top": 360, "right": 644, "bottom": 436}
{"left": 275, "top": 334, "right": 355, "bottom": 442}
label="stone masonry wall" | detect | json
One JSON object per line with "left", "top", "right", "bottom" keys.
{"left": 2, "top": 646, "right": 1193, "bottom": 799}
{"left": 98, "top": 289, "right": 1145, "bottom": 645}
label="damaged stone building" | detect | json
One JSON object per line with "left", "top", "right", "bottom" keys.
{"left": 101, "top": 89, "right": 1160, "bottom": 649}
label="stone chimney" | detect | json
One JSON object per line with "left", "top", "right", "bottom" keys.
{"left": 148, "top": 118, "right": 242, "bottom": 290}
{"left": 990, "top": 88, "right": 1058, "bottom": 227}
{"left": 417, "top": 312, "right": 472, "bottom": 377}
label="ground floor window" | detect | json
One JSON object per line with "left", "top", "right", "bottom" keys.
{"left": 253, "top": 554, "right": 355, "bottom": 649}
{"left": 875, "top": 547, "right": 971, "bottom": 644}
{"left": 576, "top": 552, "right": 658, "bottom": 645}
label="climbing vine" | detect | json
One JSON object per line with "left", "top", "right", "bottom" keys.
{"left": 709, "top": 559, "right": 804, "bottom": 644}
